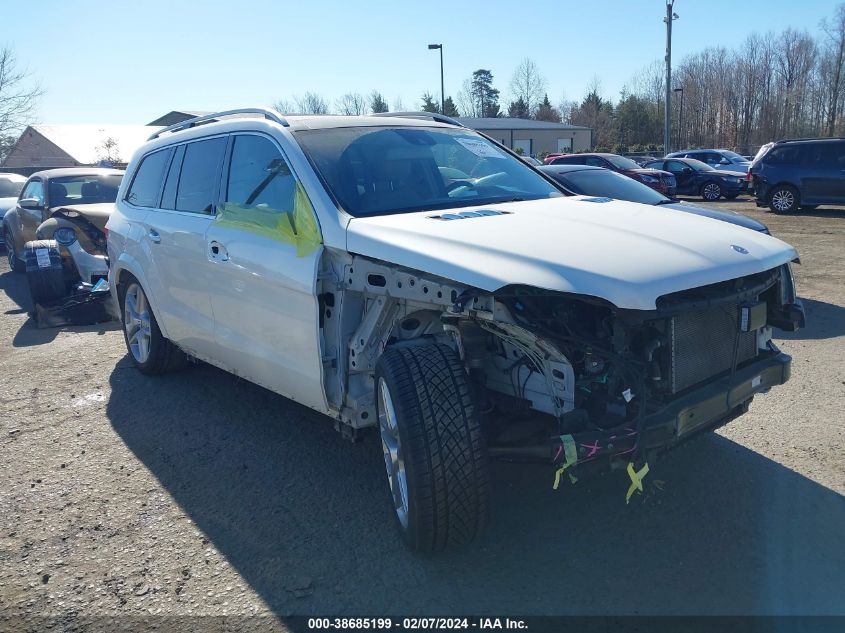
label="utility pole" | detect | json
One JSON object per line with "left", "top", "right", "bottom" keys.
{"left": 664, "top": 1, "right": 678, "bottom": 154}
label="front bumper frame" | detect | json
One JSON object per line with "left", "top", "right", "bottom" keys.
{"left": 543, "top": 351, "right": 792, "bottom": 467}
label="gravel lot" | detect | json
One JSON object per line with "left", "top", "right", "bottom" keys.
{"left": 1, "top": 198, "right": 844, "bottom": 628}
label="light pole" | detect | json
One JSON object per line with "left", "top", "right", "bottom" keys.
{"left": 674, "top": 87, "right": 684, "bottom": 150}
{"left": 663, "top": 1, "right": 679, "bottom": 154}
{"left": 428, "top": 44, "right": 444, "bottom": 114}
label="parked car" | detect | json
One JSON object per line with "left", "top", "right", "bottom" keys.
{"left": 3, "top": 168, "right": 123, "bottom": 275}
{"left": 547, "top": 153, "right": 676, "bottom": 195}
{"left": 0, "top": 172, "right": 27, "bottom": 246}
{"left": 629, "top": 155, "right": 658, "bottom": 166}
{"left": 520, "top": 155, "right": 542, "bottom": 166}
{"left": 666, "top": 149, "right": 751, "bottom": 175}
{"left": 539, "top": 164, "right": 770, "bottom": 233}
{"left": 108, "top": 108, "right": 803, "bottom": 552}
{"left": 749, "top": 138, "right": 845, "bottom": 213}
{"left": 643, "top": 157, "right": 748, "bottom": 200}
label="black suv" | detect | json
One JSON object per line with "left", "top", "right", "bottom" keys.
{"left": 750, "top": 138, "right": 845, "bottom": 213}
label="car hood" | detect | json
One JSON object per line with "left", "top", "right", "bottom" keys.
{"left": 346, "top": 196, "right": 797, "bottom": 310}
{"left": 709, "top": 168, "right": 746, "bottom": 178}
{"left": 50, "top": 203, "right": 114, "bottom": 231}
{"left": 660, "top": 201, "right": 768, "bottom": 233}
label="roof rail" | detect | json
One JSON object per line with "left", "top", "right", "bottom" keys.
{"left": 775, "top": 137, "right": 845, "bottom": 144}
{"left": 147, "top": 108, "right": 289, "bottom": 140}
{"left": 372, "top": 111, "right": 465, "bottom": 128}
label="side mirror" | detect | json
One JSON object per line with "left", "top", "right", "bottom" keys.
{"left": 682, "top": 167, "right": 693, "bottom": 174}
{"left": 19, "top": 197, "right": 43, "bottom": 210}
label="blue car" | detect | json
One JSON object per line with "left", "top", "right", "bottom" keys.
{"left": 539, "top": 164, "right": 769, "bottom": 233}
{"left": 750, "top": 138, "right": 845, "bottom": 213}
{"left": 643, "top": 157, "right": 749, "bottom": 201}
{"left": 665, "top": 149, "right": 751, "bottom": 175}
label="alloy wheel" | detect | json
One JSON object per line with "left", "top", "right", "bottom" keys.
{"left": 123, "top": 283, "right": 152, "bottom": 364}
{"left": 703, "top": 183, "right": 721, "bottom": 200}
{"left": 378, "top": 377, "right": 409, "bottom": 528}
{"left": 5, "top": 232, "right": 15, "bottom": 268}
{"left": 772, "top": 189, "right": 795, "bottom": 212}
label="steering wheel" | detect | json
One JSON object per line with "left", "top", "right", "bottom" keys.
{"left": 446, "top": 179, "right": 477, "bottom": 193}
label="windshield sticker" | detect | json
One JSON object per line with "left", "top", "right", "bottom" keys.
{"left": 455, "top": 137, "right": 506, "bottom": 159}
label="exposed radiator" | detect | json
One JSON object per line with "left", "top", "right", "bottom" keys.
{"left": 670, "top": 305, "right": 757, "bottom": 393}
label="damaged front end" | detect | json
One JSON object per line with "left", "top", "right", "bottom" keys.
{"left": 455, "top": 263, "right": 803, "bottom": 487}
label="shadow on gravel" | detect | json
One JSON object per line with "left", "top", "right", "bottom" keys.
{"left": 776, "top": 298, "right": 845, "bottom": 341}
{"left": 0, "top": 267, "right": 118, "bottom": 347}
{"left": 107, "top": 359, "right": 845, "bottom": 618}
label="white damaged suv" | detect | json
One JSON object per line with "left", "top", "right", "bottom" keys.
{"left": 108, "top": 109, "right": 804, "bottom": 552}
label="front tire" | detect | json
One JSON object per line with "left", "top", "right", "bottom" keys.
{"left": 118, "top": 276, "right": 187, "bottom": 375}
{"left": 5, "top": 228, "right": 24, "bottom": 273}
{"left": 769, "top": 185, "right": 799, "bottom": 214}
{"left": 701, "top": 181, "right": 722, "bottom": 201}
{"left": 375, "top": 344, "right": 489, "bottom": 553}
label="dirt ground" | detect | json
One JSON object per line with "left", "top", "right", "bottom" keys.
{"left": 1, "top": 198, "right": 843, "bottom": 629}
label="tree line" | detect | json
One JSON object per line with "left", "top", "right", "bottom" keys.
{"left": 2, "top": 4, "right": 843, "bottom": 161}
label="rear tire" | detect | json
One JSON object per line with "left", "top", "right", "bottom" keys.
{"left": 5, "top": 228, "right": 24, "bottom": 273}
{"left": 769, "top": 185, "right": 799, "bottom": 214}
{"left": 375, "top": 344, "right": 489, "bottom": 553}
{"left": 24, "top": 240, "right": 66, "bottom": 304}
{"left": 118, "top": 275, "right": 187, "bottom": 375}
{"left": 701, "top": 181, "right": 722, "bottom": 201}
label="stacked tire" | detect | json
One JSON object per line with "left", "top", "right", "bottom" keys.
{"left": 23, "top": 240, "right": 66, "bottom": 305}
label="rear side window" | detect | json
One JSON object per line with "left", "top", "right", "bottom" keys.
{"left": 126, "top": 149, "right": 172, "bottom": 207}
{"left": 161, "top": 145, "right": 186, "bottom": 210}
{"left": 175, "top": 137, "right": 227, "bottom": 214}
{"left": 551, "top": 155, "right": 581, "bottom": 165}
{"left": 764, "top": 146, "right": 804, "bottom": 166}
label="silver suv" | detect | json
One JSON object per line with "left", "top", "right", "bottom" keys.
{"left": 107, "top": 108, "right": 803, "bottom": 551}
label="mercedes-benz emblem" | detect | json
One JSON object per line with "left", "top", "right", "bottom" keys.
{"left": 731, "top": 244, "right": 749, "bottom": 254}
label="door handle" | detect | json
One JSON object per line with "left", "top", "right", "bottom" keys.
{"left": 148, "top": 228, "right": 161, "bottom": 243}
{"left": 209, "top": 240, "right": 229, "bottom": 262}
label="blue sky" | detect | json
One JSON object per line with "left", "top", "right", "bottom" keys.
{"left": 4, "top": 0, "right": 838, "bottom": 125}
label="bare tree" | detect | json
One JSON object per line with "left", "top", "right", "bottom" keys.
{"left": 273, "top": 99, "right": 296, "bottom": 114}
{"left": 96, "top": 137, "right": 121, "bottom": 165}
{"left": 336, "top": 92, "right": 367, "bottom": 115}
{"left": 392, "top": 96, "right": 406, "bottom": 112}
{"left": 0, "top": 47, "right": 43, "bottom": 161}
{"left": 821, "top": 3, "right": 845, "bottom": 135}
{"left": 509, "top": 58, "right": 547, "bottom": 116}
{"left": 294, "top": 92, "right": 330, "bottom": 115}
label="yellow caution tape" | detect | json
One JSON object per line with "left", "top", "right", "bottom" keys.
{"left": 214, "top": 182, "right": 322, "bottom": 257}
{"left": 625, "top": 462, "right": 650, "bottom": 504}
{"left": 552, "top": 434, "right": 578, "bottom": 490}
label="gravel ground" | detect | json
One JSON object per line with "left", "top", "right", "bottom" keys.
{"left": 1, "top": 198, "right": 843, "bottom": 629}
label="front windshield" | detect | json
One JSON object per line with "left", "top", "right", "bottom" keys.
{"left": 555, "top": 169, "right": 668, "bottom": 205}
{"left": 720, "top": 150, "right": 747, "bottom": 163}
{"left": 0, "top": 178, "right": 24, "bottom": 198}
{"left": 605, "top": 155, "right": 641, "bottom": 170}
{"left": 50, "top": 174, "right": 122, "bottom": 206}
{"left": 293, "top": 126, "right": 562, "bottom": 217}
{"left": 685, "top": 158, "right": 713, "bottom": 172}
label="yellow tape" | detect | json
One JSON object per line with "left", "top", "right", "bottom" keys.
{"left": 552, "top": 434, "right": 578, "bottom": 490}
{"left": 214, "top": 182, "right": 322, "bottom": 257}
{"left": 625, "top": 462, "right": 650, "bottom": 504}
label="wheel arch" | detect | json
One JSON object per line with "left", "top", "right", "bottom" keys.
{"left": 112, "top": 254, "right": 171, "bottom": 339}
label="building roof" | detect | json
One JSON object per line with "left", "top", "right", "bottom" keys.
{"left": 147, "top": 110, "right": 212, "bottom": 126}
{"left": 457, "top": 117, "right": 590, "bottom": 131}
{"left": 27, "top": 125, "right": 163, "bottom": 165}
